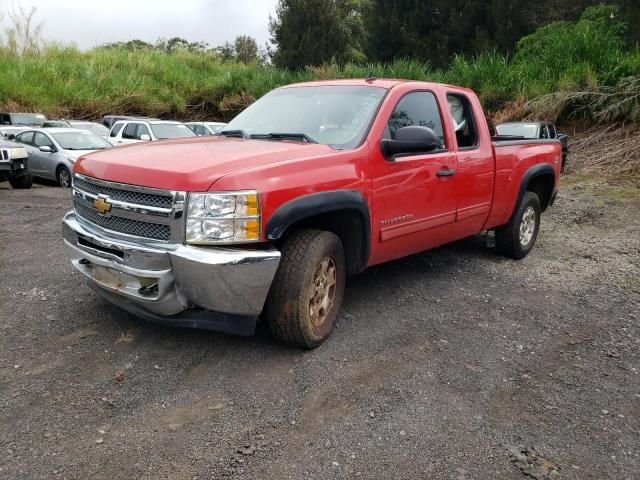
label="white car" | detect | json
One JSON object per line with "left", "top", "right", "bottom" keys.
{"left": 0, "top": 126, "right": 29, "bottom": 140}
{"left": 14, "top": 128, "right": 112, "bottom": 187}
{"left": 185, "top": 121, "right": 227, "bottom": 136}
{"left": 108, "top": 119, "right": 196, "bottom": 145}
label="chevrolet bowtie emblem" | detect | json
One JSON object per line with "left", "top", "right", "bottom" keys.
{"left": 93, "top": 197, "right": 112, "bottom": 214}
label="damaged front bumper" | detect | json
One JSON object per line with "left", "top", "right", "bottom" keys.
{"left": 62, "top": 211, "right": 281, "bottom": 336}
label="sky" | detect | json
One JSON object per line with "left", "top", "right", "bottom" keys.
{"left": 0, "top": 0, "right": 278, "bottom": 49}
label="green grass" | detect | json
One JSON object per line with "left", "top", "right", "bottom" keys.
{"left": 0, "top": 5, "right": 638, "bottom": 122}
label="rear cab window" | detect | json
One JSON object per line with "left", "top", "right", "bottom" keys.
{"left": 446, "top": 93, "right": 478, "bottom": 149}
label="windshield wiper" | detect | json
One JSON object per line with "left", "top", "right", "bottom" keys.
{"left": 218, "top": 129, "right": 251, "bottom": 139}
{"left": 250, "top": 132, "right": 318, "bottom": 144}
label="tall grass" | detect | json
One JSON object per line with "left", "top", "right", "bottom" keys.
{"left": 0, "top": 4, "right": 638, "bottom": 122}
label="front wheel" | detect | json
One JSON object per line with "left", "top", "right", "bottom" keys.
{"left": 495, "top": 191, "right": 541, "bottom": 259}
{"left": 56, "top": 166, "right": 71, "bottom": 188}
{"left": 265, "top": 229, "right": 346, "bottom": 349}
{"left": 9, "top": 170, "right": 33, "bottom": 189}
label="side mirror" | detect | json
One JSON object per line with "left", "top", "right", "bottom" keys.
{"left": 139, "top": 134, "right": 151, "bottom": 142}
{"left": 6, "top": 134, "right": 16, "bottom": 140}
{"left": 39, "top": 145, "right": 53, "bottom": 153}
{"left": 381, "top": 126, "right": 439, "bottom": 160}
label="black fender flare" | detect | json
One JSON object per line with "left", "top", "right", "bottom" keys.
{"left": 265, "top": 190, "right": 371, "bottom": 271}
{"left": 513, "top": 163, "right": 556, "bottom": 215}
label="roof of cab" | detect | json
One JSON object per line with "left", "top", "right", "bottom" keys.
{"left": 280, "top": 78, "right": 476, "bottom": 94}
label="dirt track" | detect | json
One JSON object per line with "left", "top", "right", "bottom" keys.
{"left": 1, "top": 178, "right": 639, "bottom": 479}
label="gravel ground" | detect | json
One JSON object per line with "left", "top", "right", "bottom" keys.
{"left": 0, "top": 178, "right": 638, "bottom": 480}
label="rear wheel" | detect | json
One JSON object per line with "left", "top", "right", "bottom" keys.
{"left": 9, "top": 170, "right": 33, "bottom": 189}
{"left": 266, "top": 229, "right": 346, "bottom": 349}
{"left": 495, "top": 191, "right": 541, "bottom": 259}
{"left": 56, "top": 165, "right": 71, "bottom": 188}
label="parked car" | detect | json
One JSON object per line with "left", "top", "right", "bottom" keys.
{"left": 185, "top": 121, "right": 227, "bottom": 136}
{"left": 108, "top": 119, "right": 196, "bottom": 145}
{"left": 0, "top": 137, "right": 32, "bottom": 188}
{"left": 0, "top": 112, "right": 48, "bottom": 127}
{"left": 63, "top": 79, "right": 561, "bottom": 348}
{"left": 102, "top": 115, "right": 159, "bottom": 129}
{"left": 43, "top": 120, "right": 111, "bottom": 139}
{"left": 14, "top": 128, "right": 112, "bottom": 187}
{"left": 496, "top": 122, "right": 568, "bottom": 172}
{"left": 0, "top": 126, "right": 29, "bottom": 140}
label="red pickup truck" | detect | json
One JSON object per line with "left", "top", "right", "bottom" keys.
{"left": 63, "top": 79, "right": 561, "bottom": 348}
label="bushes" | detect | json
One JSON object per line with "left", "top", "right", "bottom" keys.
{"left": 0, "top": 4, "right": 637, "bottom": 122}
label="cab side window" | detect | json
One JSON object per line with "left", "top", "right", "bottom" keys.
{"left": 34, "top": 132, "right": 54, "bottom": 148}
{"left": 122, "top": 123, "right": 139, "bottom": 140}
{"left": 137, "top": 124, "right": 151, "bottom": 139}
{"left": 385, "top": 91, "right": 445, "bottom": 149}
{"left": 110, "top": 122, "right": 124, "bottom": 138}
{"left": 447, "top": 93, "right": 478, "bottom": 149}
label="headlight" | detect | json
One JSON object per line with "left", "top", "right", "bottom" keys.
{"left": 9, "top": 147, "right": 28, "bottom": 159}
{"left": 185, "top": 191, "right": 261, "bottom": 244}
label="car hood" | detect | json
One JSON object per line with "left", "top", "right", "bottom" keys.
{"left": 74, "top": 137, "right": 335, "bottom": 191}
{"left": 65, "top": 149, "right": 107, "bottom": 160}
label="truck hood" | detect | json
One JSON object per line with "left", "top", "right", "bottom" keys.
{"left": 74, "top": 137, "right": 335, "bottom": 191}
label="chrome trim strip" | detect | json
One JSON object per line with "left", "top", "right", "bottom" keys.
{"left": 73, "top": 187, "right": 173, "bottom": 216}
{"left": 74, "top": 172, "right": 176, "bottom": 197}
{"left": 73, "top": 191, "right": 172, "bottom": 221}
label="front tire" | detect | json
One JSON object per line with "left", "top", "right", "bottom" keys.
{"left": 56, "top": 166, "right": 71, "bottom": 188}
{"left": 266, "top": 229, "right": 346, "bottom": 349}
{"left": 495, "top": 191, "right": 541, "bottom": 259}
{"left": 9, "top": 170, "right": 33, "bottom": 189}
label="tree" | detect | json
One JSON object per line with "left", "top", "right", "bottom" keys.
{"left": 269, "top": 0, "right": 366, "bottom": 69}
{"left": 234, "top": 35, "right": 259, "bottom": 64}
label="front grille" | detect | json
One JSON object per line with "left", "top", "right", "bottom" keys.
{"left": 74, "top": 202, "right": 171, "bottom": 241}
{"left": 73, "top": 176, "right": 173, "bottom": 209}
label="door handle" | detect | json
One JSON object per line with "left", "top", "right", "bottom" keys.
{"left": 437, "top": 168, "right": 456, "bottom": 177}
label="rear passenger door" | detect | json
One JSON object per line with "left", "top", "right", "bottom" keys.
{"left": 15, "top": 131, "right": 43, "bottom": 174}
{"left": 446, "top": 92, "right": 495, "bottom": 239}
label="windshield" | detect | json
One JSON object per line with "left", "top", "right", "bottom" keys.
{"left": 12, "top": 113, "right": 46, "bottom": 126}
{"left": 496, "top": 123, "right": 539, "bottom": 138}
{"left": 222, "top": 86, "right": 387, "bottom": 149}
{"left": 206, "top": 123, "right": 226, "bottom": 133}
{"left": 150, "top": 123, "right": 196, "bottom": 139}
{"left": 52, "top": 131, "right": 112, "bottom": 150}
{"left": 72, "top": 122, "right": 110, "bottom": 136}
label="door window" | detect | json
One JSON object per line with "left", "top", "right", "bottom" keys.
{"left": 110, "top": 122, "right": 124, "bottom": 138}
{"left": 137, "top": 124, "right": 151, "bottom": 139}
{"left": 16, "top": 131, "right": 35, "bottom": 145}
{"left": 122, "top": 123, "right": 139, "bottom": 140}
{"left": 384, "top": 91, "right": 445, "bottom": 149}
{"left": 447, "top": 93, "right": 478, "bottom": 149}
{"left": 34, "top": 132, "right": 54, "bottom": 148}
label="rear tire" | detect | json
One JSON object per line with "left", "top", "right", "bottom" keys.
{"left": 266, "top": 229, "right": 346, "bottom": 349}
{"left": 56, "top": 166, "right": 71, "bottom": 188}
{"left": 9, "top": 170, "right": 33, "bottom": 189}
{"left": 495, "top": 191, "right": 541, "bottom": 259}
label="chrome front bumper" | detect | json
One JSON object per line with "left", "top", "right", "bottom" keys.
{"left": 63, "top": 211, "right": 281, "bottom": 334}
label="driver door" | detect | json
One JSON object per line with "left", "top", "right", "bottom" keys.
{"left": 369, "top": 90, "right": 458, "bottom": 265}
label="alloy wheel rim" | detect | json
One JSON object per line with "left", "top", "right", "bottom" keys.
{"left": 59, "top": 169, "right": 70, "bottom": 187}
{"left": 309, "top": 257, "right": 337, "bottom": 327}
{"left": 519, "top": 206, "right": 536, "bottom": 246}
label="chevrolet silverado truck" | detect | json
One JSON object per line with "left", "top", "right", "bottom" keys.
{"left": 63, "top": 79, "right": 561, "bottom": 348}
